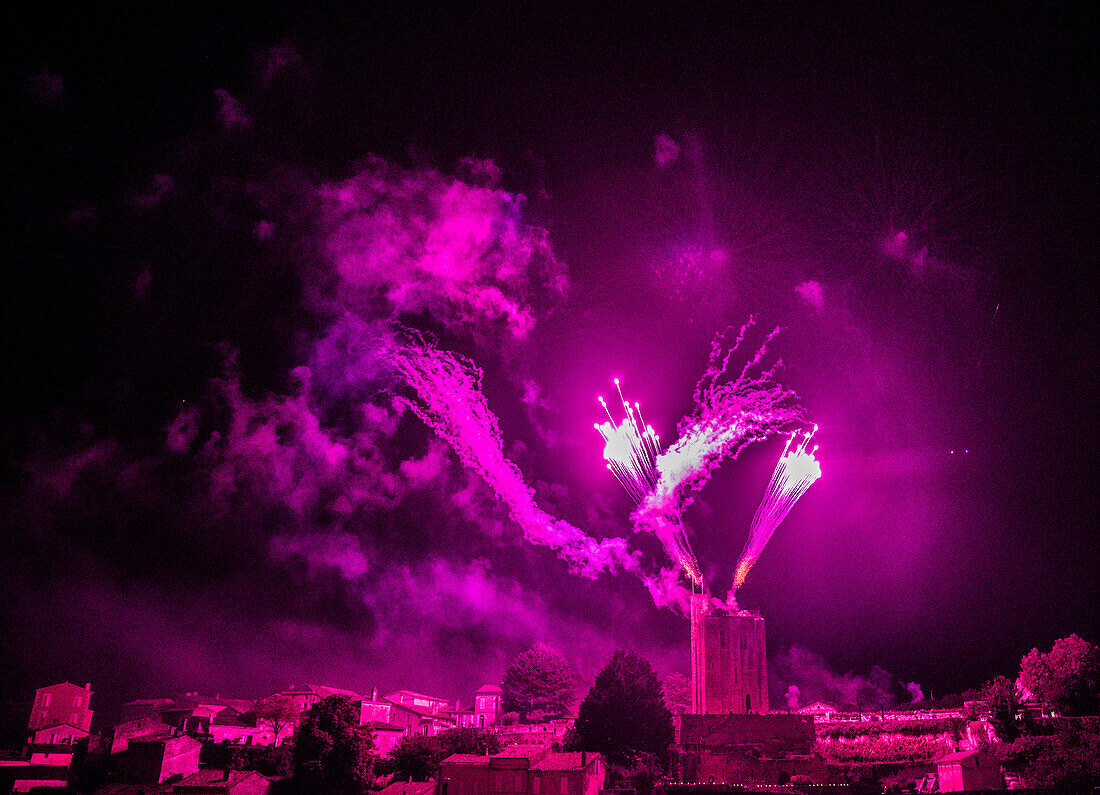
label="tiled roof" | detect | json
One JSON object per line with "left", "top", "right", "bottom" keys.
{"left": 386, "top": 690, "right": 449, "bottom": 703}
{"left": 531, "top": 752, "right": 599, "bottom": 771}
{"left": 497, "top": 745, "right": 549, "bottom": 759}
{"left": 365, "top": 721, "right": 405, "bottom": 732}
{"left": 475, "top": 685, "right": 502, "bottom": 693}
{"left": 378, "top": 781, "right": 436, "bottom": 795}
{"left": 175, "top": 768, "right": 267, "bottom": 787}
{"left": 441, "top": 753, "right": 492, "bottom": 766}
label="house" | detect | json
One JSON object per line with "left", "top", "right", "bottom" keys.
{"left": 386, "top": 690, "right": 452, "bottom": 716}
{"left": 935, "top": 749, "right": 1004, "bottom": 791}
{"left": 207, "top": 710, "right": 277, "bottom": 746}
{"left": 172, "top": 768, "right": 270, "bottom": 794}
{"left": 796, "top": 702, "right": 838, "bottom": 722}
{"left": 5, "top": 763, "right": 71, "bottom": 792}
{"left": 281, "top": 684, "right": 361, "bottom": 715}
{"left": 111, "top": 717, "right": 177, "bottom": 755}
{"left": 93, "top": 770, "right": 270, "bottom": 794}
{"left": 361, "top": 692, "right": 457, "bottom": 738}
{"left": 364, "top": 720, "right": 406, "bottom": 755}
{"left": 161, "top": 695, "right": 253, "bottom": 735}
{"left": 530, "top": 752, "right": 603, "bottom": 795}
{"left": 28, "top": 682, "right": 94, "bottom": 735}
{"left": 122, "top": 734, "right": 202, "bottom": 784}
{"left": 437, "top": 745, "right": 604, "bottom": 795}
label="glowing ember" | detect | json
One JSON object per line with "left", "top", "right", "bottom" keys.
{"left": 732, "top": 425, "right": 821, "bottom": 592}
{"left": 595, "top": 380, "right": 703, "bottom": 586}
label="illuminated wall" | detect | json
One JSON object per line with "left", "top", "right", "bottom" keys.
{"left": 690, "top": 595, "right": 768, "bottom": 714}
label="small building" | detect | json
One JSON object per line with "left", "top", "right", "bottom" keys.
{"left": 28, "top": 682, "right": 94, "bottom": 735}
{"left": 935, "top": 750, "right": 1004, "bottom": 791}
{"left": 122, "top": 734, "right": 202, "bottom": 784}
{"left": 796, "top": 702, "right": 838, "bottom": 722}
{"left": 530, "top": 752, "right": 603, "bottom": 795}
{"left": 438, "top": 745, "right": 603, "bottom": 795}
{"left": 474, "top": 685, "right": 502, "bottom": 728}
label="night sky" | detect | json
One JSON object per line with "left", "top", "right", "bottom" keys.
{"left": 2, "top": 3, "right": 1095, "bottom": 719}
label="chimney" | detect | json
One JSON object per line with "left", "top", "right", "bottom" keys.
{"left": 371, "top": 687, "right": 378, "bottom": 701}
{"left": 85, "top": 683, "right": 92, "bottom": 691}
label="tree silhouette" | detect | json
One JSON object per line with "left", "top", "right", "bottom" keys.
{"left": 501, "top": 644, "right": 575, "bottom": 722}
{"left": 567, "top": 650, "right": 674, "bottom": 769}
{"left": 292, "top": 695, "right": 374, "bottom": 794}
{"left": 254, "top": 694, "right": 300, "bottom": 746}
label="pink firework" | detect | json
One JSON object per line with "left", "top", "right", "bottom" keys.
{"left": 595, "top": 380, "right": 703, "bottom": 587}
{"left": 638, "top": 318, "right": 803, "bottom": 529}
{"left": 732, "top": 425, "right": 821, "bottom": 592}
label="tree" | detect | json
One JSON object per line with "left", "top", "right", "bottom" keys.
{"left": 660, "top": 673, "right": 691, "bottom": 716}
{"left": 390, "top": 728, "right": 500, "bottom": 782}
{"left": 254, "top": 694, "right": 300, "bottom": 746}
{"left": 292, "top": 695, "right": 374, "bottom": 794}
{"left": 390, "top": 735, "right": 439, "bottom": 782}
{"left": 977, "top": 676, "right": 1020, "bottom": 741}
{"left": 997, "top": 725, "right": 1100, "bottom": 788}
{"left": 1019, "top": 634, "right": 1100, "bottom": 716}
{"left": 567, "top": 650, "right": 674, "bottom": 770}
{"left": 501, "top": 644, "right": 575, "bottom": 722}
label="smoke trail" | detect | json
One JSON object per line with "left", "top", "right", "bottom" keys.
{"left": 389, "top": 332, "right": 638, "bottom": 579}
{"left": 635, "top": 318, "right": 802, "bottom": 577}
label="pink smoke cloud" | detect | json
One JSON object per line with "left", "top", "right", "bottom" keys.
{"left": 794, "top": 280, "right": 824, "bottom": 312}
{"left": 654, "top": 133, "right": 680, "bottom": 168}
{"left": 215, "top": 89, "right": 251, "bottom": 132}
{"left": 319, "top": 157, "right": 567, "bottom": 342}
{"left": 773, "top": 645, "right": 912, "bottom": 710}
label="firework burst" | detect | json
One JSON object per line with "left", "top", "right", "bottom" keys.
{"left": 731, "top": 425, "right": 821, "bottom": 593}
{"left": 595, "top": 380, "right": 703, "bottom": 587}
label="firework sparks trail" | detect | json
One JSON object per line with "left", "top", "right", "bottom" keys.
{"left": 389, "top": 333, "right": 638, "bottom": 578}
{"left": 636, "top": 318, "right": 803, "bottom": 547}
{"left": 595, "top": 380, "right": 704, "bottom": 587}
{"left": 731, "top": 426, "right": 821, "bottom": 594}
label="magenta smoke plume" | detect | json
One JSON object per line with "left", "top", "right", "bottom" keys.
{"left": 389, "top": 333, "right": 637, "bottom": 578}
{"left": 732, "top": 426, "right": 821, "bottom": 595}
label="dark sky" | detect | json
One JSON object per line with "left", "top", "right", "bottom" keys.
{"left": 2, "top": 3, "right": 1095, "bottom": 719}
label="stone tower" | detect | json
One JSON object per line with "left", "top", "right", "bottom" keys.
{"left": 690, "top": 594, "right": 769, "bottom": 714}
